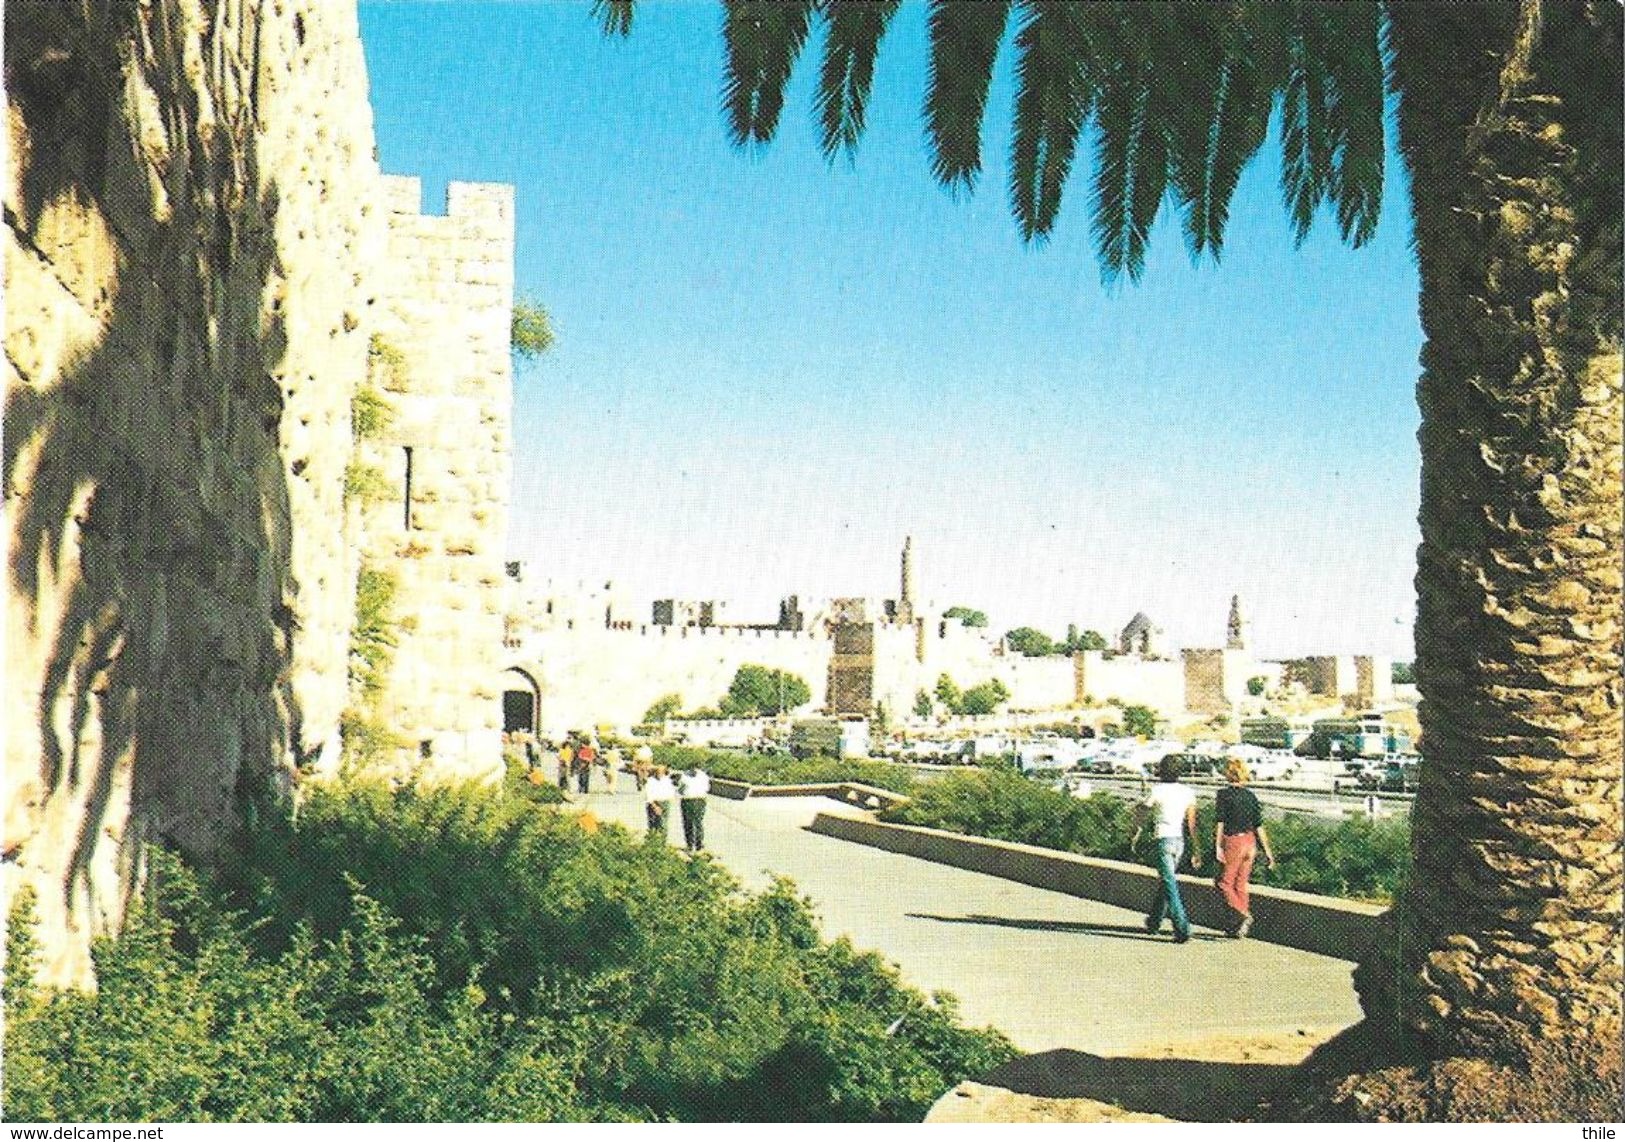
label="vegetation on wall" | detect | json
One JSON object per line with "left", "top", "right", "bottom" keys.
{"left": 510, "top": 299, "right": 555, "bottom": 360}
{"left": 3, "top": 780, "right": 1009, "bottom": 1122}
{"left": 367, "top": 333, "right": 410, "bottom": 394}
{"left": 341, "top": 567, "right": 403, "bottom": 770}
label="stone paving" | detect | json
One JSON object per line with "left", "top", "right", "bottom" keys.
{"left": 571, "top": 787, "right": 1362, "bottom": 1054}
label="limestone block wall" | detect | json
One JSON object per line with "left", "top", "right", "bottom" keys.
{"left": 4, "top": 1, "right": 379, "bottom": 984}
{"left": 523, "top": 625, "right": 832, "bottom": 734}
{"left": 1283, "top": 655, "right": 1359, "bottom": 699}
{"left": 1355, "top": 655, "right": 1394, "bottom": 706}
{"left": 1182, "top": 648, "right": 1256, "bottom": 714}
{"left": 1080, "top": 652, "right": 1188, "bottom": 715}
{"left": 358, "top": 177, "right": 514, "bottom": 778}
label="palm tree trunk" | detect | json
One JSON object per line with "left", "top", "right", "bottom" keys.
{"left": 1358, "top": 0, "right": 1622, "bottom": 1072}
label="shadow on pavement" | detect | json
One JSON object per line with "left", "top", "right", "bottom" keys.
{"left": 971, "top": 1047, "right": 1289, "bottom": 1121}
{"left": 908, "top": 912, "right": 1227, "bottom": 943}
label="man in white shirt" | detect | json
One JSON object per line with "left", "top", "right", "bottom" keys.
{"left": 644, "top": 766, "right": 676, "bottom": 838}
{"left": 677, "top": 765, "right": 711, "bottom": 852}
{"left": 1132, "top": 754, "right": 1203, "bottom": 943}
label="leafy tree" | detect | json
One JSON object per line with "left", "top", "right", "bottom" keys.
{"left": 1392, "top": 661, "right": 1415, "bottom": 685}
{"left": 510, "top": 298, "right": 555, "bottom": 360}
{"left": 933, "top": 674, "right": 961, "bottom": 712}
{"left": 1004, "top": 627, "right": 1057, "bottom": 657}
{"left": 913, "top": 689, "right": 933, "bottom": 719}
{"left": 719, "top": 664, "right": 811, "bottom": 717}
{"left": 956, "top": 679, "right": 1010, "bottom": 717}
{"left": 643, "top": 693, "right": 683, "bottom": 723}
{"left": 943, "top": 605, "right": 987, "bottom": 628}
{"left": 1247, "top": 676, "right": 1268, "bottom": 697}
{"left": 1120, "top": 704, "right": 1158, "bottom": 739}
{"left": 595, "top": 1, "right": 1625, "bottom": 1103}
{"left": 1071, "top": 629, "right": 1108, "bottom": 652}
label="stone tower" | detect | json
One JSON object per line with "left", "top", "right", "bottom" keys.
{"left": 898, "top": 535, "right": 917, "bottom": 625}
{"left": 1227, "top": 593, "right": 1251, "bottom": 651}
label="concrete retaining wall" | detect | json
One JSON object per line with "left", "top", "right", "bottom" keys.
{"left": 809, "top": 814, "right": 1383, "bottom": 962}
{"left": 708, "top": 780, "right": 909, "bottom": 811}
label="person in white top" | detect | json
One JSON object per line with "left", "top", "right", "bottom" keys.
{"left": 644, "top": 766, "right": 677, "bottom": 837}
{"left": 677, "top": 766, "right": 711, "bottom": 852}
{"left": 633, "top": 743, "right": 655, "bottom": 790}
{"left": 1132, "top": 754, "right": 1203, "bottom": 943}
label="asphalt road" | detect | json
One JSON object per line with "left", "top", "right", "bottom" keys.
{"left": 571, "top": 787, "right": 1363, "bottom": 1054}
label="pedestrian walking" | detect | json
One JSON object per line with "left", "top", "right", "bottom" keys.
{"left": 1132, "top": 754, "right": 1203, "bottom": 943}
{"left": 633, "top": 743, "right": 654, "bottom": 790}
{"left": 677, "top": 763, "right": 711, "bottom": 852}
{"left": 555, "top": 739, "right": 574, "bottom": 791}
{"left": 575, "top": 737, "right": 597, "bottom": 795}
{"left": 644, "top": 765, "right": 677, "bottom": 838}
{"left": 604, "top": 746, "right": 622, "bottom": 794}
{"left": 1213, "top": 758, "right": 1277, "bottom": 938}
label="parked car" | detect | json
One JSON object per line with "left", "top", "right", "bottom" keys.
{"left": 1247, "top": 750, "right": 1301, "bottom": 782}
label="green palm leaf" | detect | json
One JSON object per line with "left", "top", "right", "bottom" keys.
{"left": 722, "top": 0, "right": 819, "bottom": 146}
{"left": 816, "top": 0, "right": 902, "bottom": 161}
{"left": 1009, "top": 1, "right": 1094, "bottom": 241}
{"left": 1168, "top": 6, "right": 1273, "bottom": 260}
{"left": 591, "top": 0, "right": 636, "bottom": 37}
{"left": 1321, "top": 4, "right": 1385, "bottom": 245}
{"left": 925, "top": 0, "right": 1013, "bottom": 190}
{"left": 1091, "top": 53, "right": 1167, "bottom": 284}
{"left": 1279, "top": 5, "right": 1334, "bottom": 245}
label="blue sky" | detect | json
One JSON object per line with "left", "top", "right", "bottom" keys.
{"left": 359, "top": 1, "right": 1423, "bottom": 658}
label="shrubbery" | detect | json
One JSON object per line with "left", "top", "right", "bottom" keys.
{"left": 880, "top": 770, "right": 1410, "bottom": 902}
{"left": 4, "top": 779, "right": 1009, "bottom": 1122}
{"left": 654, "top": 746, "right": 916, "bottom": 795}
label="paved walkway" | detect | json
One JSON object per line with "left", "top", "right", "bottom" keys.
{"left": 571, "top": 787, "right": 1362, "bottom": 1054}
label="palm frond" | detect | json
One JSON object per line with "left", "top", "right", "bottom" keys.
{"left": 925, "top": 0, "right": 1012, "bottom": 191}
{"left": 1168, "top": 5, "right": 1272, "bottom": 260}
{"left": 1278, "top": 21, "right": 1320, "bottom": 243}
{"left": 1318, "top": 4, "right": 1385, "bottom": 245}
{"left": 816, "top": 0, "right": 902, "bottom": 162}
{"left": 1091, "top": 52, "right": 1167, "bottom": 285}
{"left": 591, "top": 0, "right": 636, "bottom": 37}
{"left": 1009, "top": 1, "right": 1093, "bottom": 242}
{"left": 722, "top": 0, "right": 819, "bottom": 146}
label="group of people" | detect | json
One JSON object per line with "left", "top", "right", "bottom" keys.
{"left": 642, "top": 763, "right": 711, "bottom": 852}
{"left": 1133, "top": 754, "right": 1277, "bottom": 943}
{"left": 509, "top": 731, "right": 711, "bottom": 853}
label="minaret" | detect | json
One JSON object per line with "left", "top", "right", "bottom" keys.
{"left": 899, "top": 536, "right": 916, "bottom": 624}
{"left": 1226, "top": 594, "right": 1249, "bottom": 651}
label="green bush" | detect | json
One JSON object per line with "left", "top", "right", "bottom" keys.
{"left": 880, "top": 770, "right": 1410, "bottom": 902}
{"left": 655, "top": 745, "right": 916, "bottom": 796}
{"left": 5, "top": 779, "right": 1009, "bottom": 1122}
{"left": 642, "top": 694, "right": 683, "bottom": 723}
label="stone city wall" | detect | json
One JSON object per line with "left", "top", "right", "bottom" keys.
{"left": 1078, "top": 651, "right": 1188, "bottom": 715}
{"left": 520, "top": 624, "right": 833, "bottom": 735}
{"left": 4, "top": 0, "right": 380, "bottom": 984}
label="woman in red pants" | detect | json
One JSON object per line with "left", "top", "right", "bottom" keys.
{"left": 1213, "top": 758, "right": 1277, "bottom": 938}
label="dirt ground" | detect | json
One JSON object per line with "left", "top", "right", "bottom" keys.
{"left": 926, "top": 1026, "right": 1344, "bottom": 1123}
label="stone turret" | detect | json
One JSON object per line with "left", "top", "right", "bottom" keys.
{"left": 898, "top": 535, "right": 917, "bottom": 625}
{"left": 1227, "top": 594, "right": 1251, "bottom": 651}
